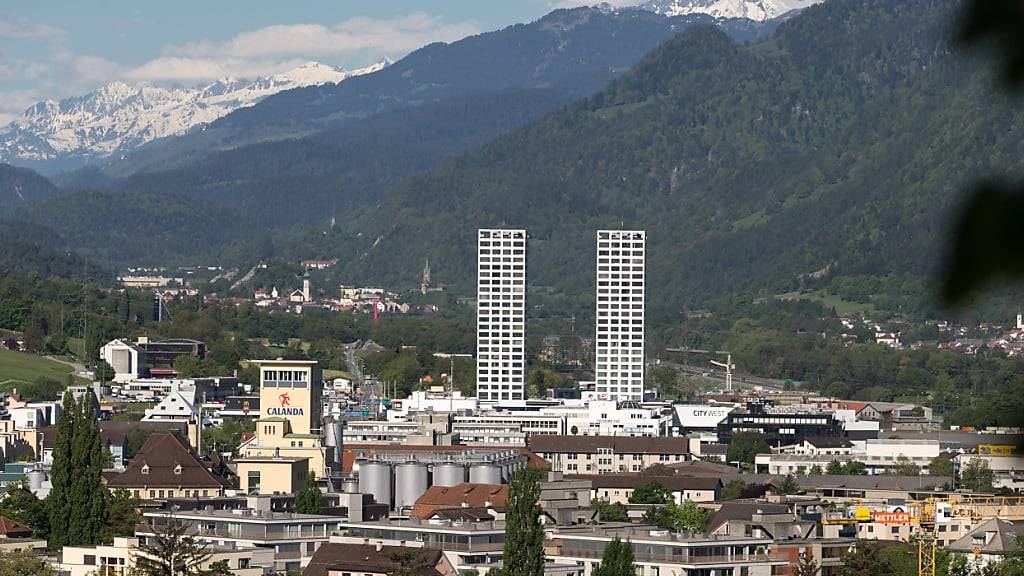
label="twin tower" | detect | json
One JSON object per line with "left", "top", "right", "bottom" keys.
{"left": 475, "top": 229, "right": 646, "bottom": 405}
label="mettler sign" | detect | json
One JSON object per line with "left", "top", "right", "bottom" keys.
{"left": 674, "top": 404, "right": 734, "bottom": 429}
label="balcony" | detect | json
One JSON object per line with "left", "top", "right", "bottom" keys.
{"left": 552, "top": 547, "right": 784, "bottom": 566}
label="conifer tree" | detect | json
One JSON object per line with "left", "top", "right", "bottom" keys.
{"left": 593, "top": 538, "right": 637, "bottom": 576}
{"left": 294, "top": 473, "right": 322, "bottom": 514}
{"left": 45, "top": 392, "right": 77, "bottom": 549}
{"left": 133, "top": 516, "right": 212, "bottom": 576}
{"left": 497, "top": 467, "right": 545, "bottom": 576}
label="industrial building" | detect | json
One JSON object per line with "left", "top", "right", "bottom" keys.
{"left": 352, "top": 448, "right": 525, "bottom": 513}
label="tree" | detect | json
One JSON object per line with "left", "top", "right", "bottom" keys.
{"left": 101, "top": 489, "right": 141, "bottom": 543}
{"left": 46, "top": 391, "right": 108, "bottom": 549}
{"left": 671, "top": 500, "right": 710, "bottom": 533}
{"left": 593, "top": 537, "right": 636, "bottom": 576}
{"left": 132, "top": 516, "right": 213, "bottom": 576}
{"left": 961, "top": 458, "right": 996, "bottom": 493}
{"left": 498, "top": 467, "right": 545, "bottom": 576}
{"left": 795, "top": 549, "right": 820, "bottom": 576}
{"left": 776, "top": 475, "right": 801, "bottom": 496}
{"left": 808, "top": 464, "right": 824, "bottom": 475}
{"left": 629, "top": 481, "right": 673, "bottom": 505}
{"left": 722, "top": 479, "right": 747, "bottom": 501}
{"left": 727, "top": 431, "right": 770, "bottom": 467}
{"left": 889, "top": 455, "right": 921, "bottom": 476}
{"left": 825, "top": 460, "right": 845, "bottom": 475}
{"left": 0, "top": 549, "right": 55, "bottom": 576}
{"left": 22, "top": 326, "right": 43, "bottom": 353}
{"left": 0, "top": 488, "right": 48, "bottom": 540}
{"left": 929, "top": 455, "right": 955, "bottom": 478}
{"left": 592, "top": 499, "right": 628, "bottom": 522}
{"left": 94, "top": 360, "right": 115, "bottom": 383}
{"left": 294, "top": 473, "right": 322, "bottom": 514}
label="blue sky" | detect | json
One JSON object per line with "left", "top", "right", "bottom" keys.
{"left": 0, "top": 0, "right": 600, "bottom": 123}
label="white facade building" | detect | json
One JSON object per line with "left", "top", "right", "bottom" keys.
{"left": 99, "top": 339, "right": 145, "bottom": 383}
{"left": 476, "top": 229, "right": 527, "bottom": 404}
{"left": 595, "top": 230, "right": 646, "bottom": 401}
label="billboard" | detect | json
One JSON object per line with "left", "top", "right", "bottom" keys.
{"left": 674, "top": 404, "right": 734, "bottom": 429}
{"left": 873, "top": 511, "right": 911, "bottom": 524}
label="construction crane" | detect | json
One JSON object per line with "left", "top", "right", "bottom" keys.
{"left": 665, "top": 348, "right": 736, "bottom": 391}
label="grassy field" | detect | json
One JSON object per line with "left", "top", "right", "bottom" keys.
{"left": 777, "top": 290, "right": 875, "bottom": 316}
{"left": 324, "top": 369, "right": 354, "bottom": 380}
{"left": 0, "top": 348, "right": 79, "bottom": 387}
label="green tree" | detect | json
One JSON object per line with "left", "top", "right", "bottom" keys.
{"left": 629, "top": 481, "right": 673, "bottom": 505}
{"left": 889, "top": 455, "right": 921, "bottom": 476}
{"left": 929, "top": 455, "right": 955, "bottom": 478}
{"left": 94, "top": 360, "right": 115, "bottom": 383}
{"left": 671, "top": 500, "right": 710, "bottom": 533}
{"left": 0, "top": 549, "right": 55, "bottom": 576}
{"left": 961, "top": 458, "right": 996, "bottom": 493}
{"left": 592, "top": 537, "right": 636, "bottom": 576}
{"left": 808, "top": 464, "right": 824, "bottom": 475}
{"left": 294, "top": 473, "right": 322, "bottom": 514}
{"left": 722, "top": 479, "right": 747, "bottom": 500}
{"left": 592, "top": 499, "right": 628, "bottom": 522}
{"left": 0, "top": 487, "right": 48, "bottom": 539}
{"left": 497, "top": 467, "right": 545, "bottom": 576}
{"left": 727, "top": 431, "right": 770, "bottom": 468}
{"left": 132, "top": 516, "right": 213, "bottom": 576}
{"left": 46, "top": 391, "right": 108, "bottom": 549}
{"left": 825, "top": 460, "right": 845, "bottom": 475}
{"left": 387, "top": 549, "right": 437, "bottom": 576}
{"left": 777, "top": 475, "right": 801, "bottom": 496}
{"left": 843, "top": 461, "right": 869, "bottom": 476}
{"left": 101, "top": 489, "right": 141, "bottom": 543}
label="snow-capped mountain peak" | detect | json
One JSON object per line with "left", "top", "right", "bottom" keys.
{"left": 0, "top": 59, "right": 392, "bottom": 165}
{"left": 640, "top": 0, "right": 822, "bottom": 21}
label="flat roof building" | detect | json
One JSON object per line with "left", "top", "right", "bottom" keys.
{"left": 476, "top": 229, "right": 527, "bottom": 405}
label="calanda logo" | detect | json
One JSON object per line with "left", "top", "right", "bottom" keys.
{"left": 268, "top": 392, "right": 304, "bottom": 416}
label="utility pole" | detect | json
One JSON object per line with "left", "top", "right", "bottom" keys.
{"left": 665, "top": 348, "right": 735, "bottom": 392}
{"left": 433, "top": 352, "right": 473, "bottom": 413}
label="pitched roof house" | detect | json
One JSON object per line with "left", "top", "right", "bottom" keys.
{"left": 105, "top": 432, "right": 228, "bottom": 500}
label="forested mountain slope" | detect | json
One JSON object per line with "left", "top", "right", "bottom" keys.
{"left": 0, "top": 164, "right": 60, "bottom": 213}
{"left": 309, "top": 0, "right": 1021, "bottom": 318}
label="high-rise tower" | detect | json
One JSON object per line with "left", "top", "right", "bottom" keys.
{"left": 476, "top": 229, "right": 527, "bottom": 404}
{"left": 595, "top": 230, "right": 646, "bottom": 401}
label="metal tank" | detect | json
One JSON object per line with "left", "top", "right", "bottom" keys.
{"left": 469, "top": 463, "right": 502, "bottom": 484}
{"left": 394, "top": 462, "right": 429, "bottom": 511}
{"left": 342, "top": 477, "right": 359, "bottom": 494}
{"left": 323, "top": 417, "right": 343, "bottom": 473}
{"left": 432, "top": 462, "right": 466, "bottom": 487}
{"left": 26, "top": 466, "right": 44, "bottom": 491}
{"left": 358, "top": 460, "right": 392, "bottom": 508}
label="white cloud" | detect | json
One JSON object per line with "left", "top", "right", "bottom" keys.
{"left": 123, "top": 13, "right": 479, "bottom": 84}
{"left": 549, "top": 0, "right": 636, "bottom": 8}
{"left": 0, "top": 15, "right": 64, "bottom": 39}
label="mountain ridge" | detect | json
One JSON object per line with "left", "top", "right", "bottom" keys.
{"left": 0, "top": 59, "right": 391, "bottom": 172}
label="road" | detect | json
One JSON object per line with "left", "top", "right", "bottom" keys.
{"left": 45, "top": 355, "right": 89, "bottom": 378}
{"left": 345, "top": 341, "right": 381, "bottom": 400}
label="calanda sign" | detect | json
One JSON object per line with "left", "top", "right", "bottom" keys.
{"left": 267, "top": 392, "right": 305, "bottom": 416}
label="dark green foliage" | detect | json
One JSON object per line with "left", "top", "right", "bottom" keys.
{"left": 777, "top": 475, "right": 801, "bottom": 495}
{"left": 727, "top": 431, "right": 770, "bottom": 467}
{"left": 0, "top": 164, "right": 59, "bottom": 213}
{"left": 960, "top": 458, "right": 996, "bottom": 492}
{"left": 721, "top": 480, "right": 748, "bottom": 500}
{"left": 825, "top": 460, "right": 869, "bottom": 475}
{"left": 642, "top": 500, "right": 711, "bottom": 533}
{"left": 0, "top": 488, "right": 48, "bottom": 539}
{"left": 46, "top": 391, "right": 107, "bottom": 549}
{"left": 100, "top": 489, "right": 141, "bottom": 543}
{"left": 132, "top": 517, "right": 212, "bottom": 576}
{"left": 202, "top": 418, "right": 255, "bottom": 456}
{"left": 499, "top": 467, "right": 545, "bottom": 576}
{"left": 593, "top": 537, "right": 637, "bottom": 576}
{"left": 0, "top": 548, "right": 56, "bottom": 576}
{"left": 294, "top": 473, "right": 322, "bottom": 514}
{"left": 929, "top": 455, "right": 955, "bottom": 478}
{"left": 593, "top": 499, "right": 629, "bottom": 522}
{"left": 628, "top": 481, "right": 673, "bottom": 505}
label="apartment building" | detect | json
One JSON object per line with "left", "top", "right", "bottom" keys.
{"left": 528, "top": 435, "right": 690, "bottom": 474}
{"left": 476, "top": 229, "right": 527, "bottom": 405}
{"left": 594, "top": 230, "right": 646, "bottom": 402}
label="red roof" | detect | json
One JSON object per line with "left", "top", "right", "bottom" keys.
{"left": 410, "top": 483, "right": 508, "bottom": 519}
{"left": 0, "top": 515, "right": 33, "bottom": 537}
